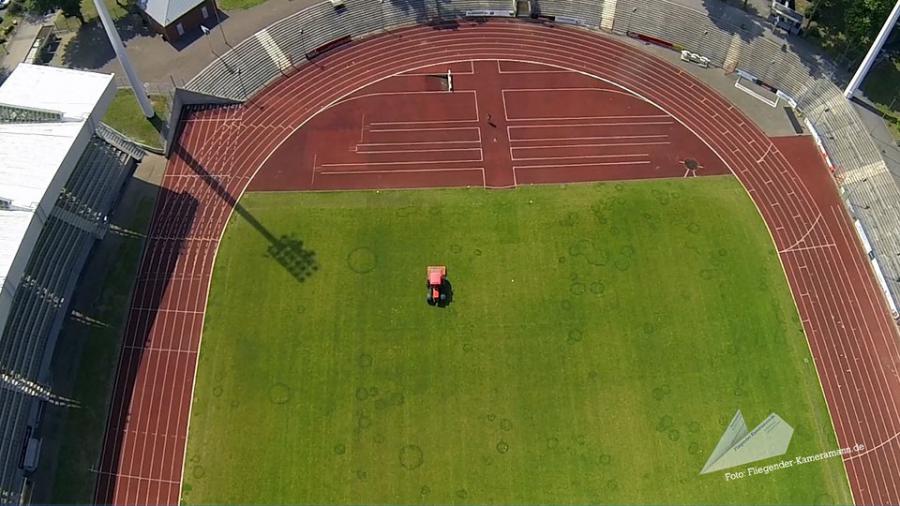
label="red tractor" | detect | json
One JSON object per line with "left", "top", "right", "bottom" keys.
{"left": 426, "top": 265, "right": 450, "bottom": 306}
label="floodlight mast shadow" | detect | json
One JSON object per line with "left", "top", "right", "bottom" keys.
{"left": 92, "top": 0, "right": 155, "bottom": 118}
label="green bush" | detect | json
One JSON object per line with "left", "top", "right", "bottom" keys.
{"left": 7, "top": 1, "right": 22, "bottom": 14}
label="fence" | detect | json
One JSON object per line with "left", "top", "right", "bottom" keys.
{"left": 182, "top": 0, "right": 900, "bottom": 308}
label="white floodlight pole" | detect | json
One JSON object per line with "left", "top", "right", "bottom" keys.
{"left": 844, "top": 0, "right": 900, "bottom": 99}
{"left": 92, "top": 0, "right": 155, "bottom": 117}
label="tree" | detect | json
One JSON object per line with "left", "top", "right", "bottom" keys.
{"left": 26, "top": 0, "right": 84, "bottom": 22}
{"left": 806, "top": 0, "right": 896, "bottom": 49}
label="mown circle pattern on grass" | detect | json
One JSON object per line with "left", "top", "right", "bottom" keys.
{"left": 473, "top": 249, "right": 482, "bottom": 256}
{"left": 212, "top": 386, "right": 223, "bottom": 397}
{"left": 192, "top": 465, "right": 205, "bottom": 479}
{"left": 357, "top": 413, "right": 372, "bottom": 430}
{"left": 456, "top": 489, "right": 468, "bottom": 499}
{"left": 400, "top": 444, "right": 424, "bottom": 470}
{"left": 570, "top": 282, "right": 586, "bottom": 295}
{"left": 347, "top": 247, "right": 377, "bottom": 274}
{"left": 356, "top": 469, "right": 367, "bottom": 480}
{"left": 269, "top": 383, "right": 291, "bottom": 405}
{"left": 668, "top": 429, "right": 680, "bottom": 441}
{"left": 547, "top": 437, "right": 560, "bottom": 449}
{"left": 567, "top": 329, "right": 583, "bottom": 344}
{"left": 355, "top": 387, "right": 369, "bottom": 401}
{"left": 500, "top": 418, "right": 513, "bottom": 431}
{"left": 334, "top": 444, "right": 346, "bottom": 455}
{"left": 600, "top": 454, "right": 612, "bottom": 465}
{"left": 496, "top": 440, "right": 510, "bottom": 454}
{"left": 450, "top": 244, "right": 462, "bottom": 254}
{"left": 590, "top": 282, "right": 605, "bottom": 294}
{"left": 358, "top": 353, "right": 373, "bottom": 368}
{"left": 420, "top": 486, "right": 431, "bottom": 496}
{"left": 688, "top": 442, "right": 701, "bottom": 455}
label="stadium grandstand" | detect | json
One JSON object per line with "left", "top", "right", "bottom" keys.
{"left": 0, "top": 64, "right": 144, "bottom": 504}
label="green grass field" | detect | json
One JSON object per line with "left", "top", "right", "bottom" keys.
{"left": 183, "top": 176, "right": 851, "bottom": 505}
{"left": 102, "top": 89, "right": 169, "bottom": 150}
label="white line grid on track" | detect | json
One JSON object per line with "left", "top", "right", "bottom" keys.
{"left": 98, "top": 24, "right": 900, "bottom": 505}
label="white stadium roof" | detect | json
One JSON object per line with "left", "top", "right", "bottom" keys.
{"left": 0, "top": 64, "right": 114, "bottom": 317}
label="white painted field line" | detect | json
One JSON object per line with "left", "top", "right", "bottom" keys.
{"left": 356, "top": 147, "right": 483, "bottom": 154}
{"left": 369, "top": 126, "right": 481, "bottom": 133}
{"left": 512, "top": 153, "right": 648, "bottom": 162}
{"left": 320, "top": 167, "right": 484, "bottom": 175}
{"left": 321, "top": 158, "right": 481, "bottom": 168}
{"left": 508, "top": 121, "right": 673, "bottom": 129}
{"left": 513, "top": 160, "right": 652, "bottom": 169}
{"left": 357, "top": 140, "right": 480, "bottom": 147}
{"left": 510, "top": 138, "right": 671, "bottom": 147}
{"left": 368, "top": 119, "right": 477, "bottom": 126}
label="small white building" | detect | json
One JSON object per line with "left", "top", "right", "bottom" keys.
{"left": 137, "top": 0, "right": 218, "bottom": 42}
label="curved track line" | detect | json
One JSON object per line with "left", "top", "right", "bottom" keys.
{"left": 95, "top": 21, "right": 900, "bottom": 506}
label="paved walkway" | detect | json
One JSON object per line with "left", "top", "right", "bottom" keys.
{"left": 0, "top": 15, "right": 48, "bottom": 75}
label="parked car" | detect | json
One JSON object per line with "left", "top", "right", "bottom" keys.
{"left": 0, "top": 0, "right": 10, "bottom": 10}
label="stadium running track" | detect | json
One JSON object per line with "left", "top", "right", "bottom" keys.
{"left": 95, "top": 20, "right": 900, "bottom": 505}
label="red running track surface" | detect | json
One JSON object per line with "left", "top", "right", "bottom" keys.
{"left": 249, "top": 59, "right": 726, "bottom": 191}
{"left": 95, "top": 21, "right": 900, "bottom": 505}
